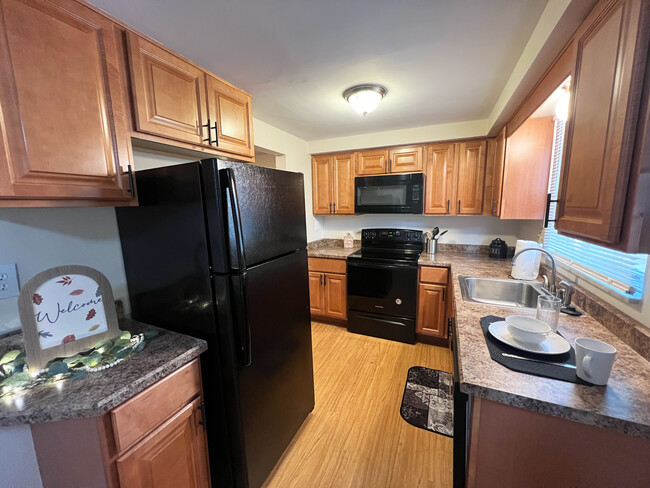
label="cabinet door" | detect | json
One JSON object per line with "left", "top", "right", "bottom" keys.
{"left": 332, "top": 153, "right": 355, "bottom": 214}
{"left": 0, "top": 0, "right": 132, "bottom": 202}
{"left": 556, "top": 0, "right": 648, "bottom": 244}
{"left": 324, "top": 273, "right": 347, "bottom": 320}
{"left": 485, "top": 127, "right": 506, "bottom": 217}
{"left": 127, "top": 32, "right": 208, "bottom": 146}
{"left": 417, "top": 283, "right": 446, "bottom": 337}
{"left": 308, "top": 272, "right": 325, "bottom": 316}
{"left": 456, "top": 141, "right": 486, "bottom": 215}
{"left": 356, "top": 149, "right": 389, "bottom": 175}
{"left": 424, "top": 144, "right": 456, "bottom": 215}
{"left": 117, "top": 398, "right": 210, "bottom": 488}
{"left": 312, "top": 155, "right": 332, "bottom": 215}
{"left": 389, "top": 146, "right": 424, "bottom": 173}
{"left": 205, "top": 74, "right": 254, "bottom": 157}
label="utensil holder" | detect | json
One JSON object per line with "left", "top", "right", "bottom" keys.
{"left": 427, "top": 239, "right": 438, "bottom": 254}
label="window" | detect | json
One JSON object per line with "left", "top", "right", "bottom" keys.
{"left": 542, "top": 118, "right": 648, "bottom": 301}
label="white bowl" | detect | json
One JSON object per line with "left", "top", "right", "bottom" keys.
{"left": 505, "top": 315, "right": 552, "bottom": 345}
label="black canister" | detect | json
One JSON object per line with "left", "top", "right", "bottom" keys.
{"left": 489, "top": 238, "right": 508, "bottom": 259}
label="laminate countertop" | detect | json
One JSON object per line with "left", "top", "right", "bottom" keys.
{"left": 419, "top": 252, "right": 650, "bottom": 440}
{"left": 307, "top": 242, "right": 650, "bottom": 439}
{"left": 0, "top": 318, "right": 206, "bottom": 426}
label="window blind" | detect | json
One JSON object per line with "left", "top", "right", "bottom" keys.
{"left": 542, "top": 119, "right": 648, "bottom": 300}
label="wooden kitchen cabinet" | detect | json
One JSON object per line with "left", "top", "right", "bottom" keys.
{"left": 31, "top": 359, "right": 210, "bottom": 488}
{"left": 424, "top": 143, "right": 456, "bottom": 214}
{"left": 0, "top": 0, "right": 135, "bottom": 206}
{"left": 555, "top": 0, "right": 650, "bottom": 251}
{"left": 417, "top": 267, "right": 449, "bottom": 340}
{"left": 308, "top": 258, "right": 347, "bottom": 321}
{"left": 497, "top": 116, "right": 554, "bottom": 219}
{"left": 356, "top": 149, "right": 390, "bottom": 175}
{"left": 127, "top": 33, "right": 254, "bottom": 159}
{"left": 388, "top": 145, "right": 424, "bottom": 173}
{"left": 117, "top": 397, "right": 210, "bottom": 488}
{"left": 205, "top": 74, "right": 254, "bottom": 158}
{"left": 311, "top": 153, "right": 354, "bottom": 215}
{"left": 423, "top": 140, "right": 486, "bottom": 216}
{"left": 484, "top": 127, "right": 506, "bottom": 217}
{"left": 127, "top": 32, "right": 208, "bottom": 147}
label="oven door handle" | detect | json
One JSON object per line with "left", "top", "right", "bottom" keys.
{"left": 347, "top": 261, "right": 417, "bottom": 270}
{"left": 355, "top": 313, "right": 408, "bottom": 326}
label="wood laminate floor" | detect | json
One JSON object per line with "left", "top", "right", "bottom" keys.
{"left": 263, "top": 322, "right": 454, "bottom": 488}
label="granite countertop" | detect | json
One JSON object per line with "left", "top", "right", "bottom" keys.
{"left": 420, "top": 252, "right": 650, "bottom": 439}
{"left": 0, "top": 318, "right": 206, "bottom": 426}
{"left": 307, "top": 238, "right": 360, "bottom": 259}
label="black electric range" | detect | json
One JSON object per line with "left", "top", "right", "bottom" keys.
{"left": 347, "top": 228, "right": 423, "bottom": 344}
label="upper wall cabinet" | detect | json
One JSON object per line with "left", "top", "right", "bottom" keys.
{"left": 556, "top": 0, "right": 650, "bottom": 250}
{"left": 127, "top": 33, "right": 254, "bottom": 159}
{"left": 423, "top": 140, "right": 487, "bottom": 216}
{"left": 356, "top": 146, "right": 424, "bottom": 176}
{"left": 312, "top": 153, "right": 354, "bottom": 215}
{"left": 356, "top": 149, "right": 390, "bottom": 175}
{"left": 127, "top": 33, "right": 208, "bottom": 146}
{"left": 205, "top": 75, "right": 254, "bottom": 158}
{"left": 0, "top": 0, "right": 134, "bottom": 205}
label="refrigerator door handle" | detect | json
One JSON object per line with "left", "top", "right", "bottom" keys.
{"left": 221, "top": 167, "right": 247, "bottom": 271}
{"left": 235, "top": 272, "right": 252, "bottom": 367}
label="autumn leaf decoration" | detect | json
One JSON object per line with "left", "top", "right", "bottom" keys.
{"left": 61, "top": 334, "right": 76, "bottom": 344}
{"left": 86, "top": 309, "right": 96, "bottom": 321}
{"left": 33, "top": 293, "right": 43, "bottom": 305}
{"left": 57, "top": 276, "right": 72, "bottom": 286}
{"left": 88, "top": 324, "right": 100, "bottom": 332}
{"left": 69, "top": 289, "right": 84, "bottom": 296}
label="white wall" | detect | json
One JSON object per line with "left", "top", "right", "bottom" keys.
{"left": 0, "top": 425, "right": 43, "bottom": 488}
{"left": 0, "top": 207, "right": 129, "bottom": 335}
{"left": 320, "top": 215, "right": 542, "bottom": 245}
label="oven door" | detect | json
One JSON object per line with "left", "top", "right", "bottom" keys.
{"left": 354, "top": 173, "right": 424, "bottom": 214}
{"left": 347, "top": 259, "right": 418, "bottom": 318}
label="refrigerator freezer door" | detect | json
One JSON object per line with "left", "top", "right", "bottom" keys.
{"left": 201, "top": 159, "right": 307, "bottom": 273}
{"left": 217, "top": 249, "right": 314, "bottom": 488}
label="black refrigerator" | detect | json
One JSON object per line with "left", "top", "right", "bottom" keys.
{"left": 116, "top": 159, "right": 315, "bottom": 488}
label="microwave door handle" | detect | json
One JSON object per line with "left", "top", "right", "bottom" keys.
{"left": 221, "top": 168, "right": 247, "bottom": 271}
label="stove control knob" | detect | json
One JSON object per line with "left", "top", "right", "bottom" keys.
{"left": 406, "top": 232, "right": 412, "bottom": 238}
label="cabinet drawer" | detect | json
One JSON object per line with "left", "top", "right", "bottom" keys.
{"left": 308, "top": 257, "right": 347, "bottom": 274}
{"left": 420, "top": 266, "right": 449, "bottom": 285}
{"left": 111, "top": 359, "right": 202, "bottom": 453}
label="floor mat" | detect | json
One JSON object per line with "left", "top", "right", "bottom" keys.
{"left": 400, "top": 366, "right": 454, "bottom": 437}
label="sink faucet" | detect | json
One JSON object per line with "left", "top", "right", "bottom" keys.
{"left": 511, "top": 248, "right": 556, "bottom": 294}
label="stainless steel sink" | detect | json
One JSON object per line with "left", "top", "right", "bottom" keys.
{"left": 458, "top": 276, "right": 552, "bottom": 309}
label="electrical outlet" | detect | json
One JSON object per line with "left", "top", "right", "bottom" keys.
{"left": 0, "top": 264, "right": 19, "bottom": 300}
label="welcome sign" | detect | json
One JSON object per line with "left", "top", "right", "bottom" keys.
{"left": 18, "top": 266, "right": 121, "bottom": 371}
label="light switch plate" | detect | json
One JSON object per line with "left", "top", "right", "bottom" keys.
{"left": 0, "top": 264, "right": 19, "bottom": 299}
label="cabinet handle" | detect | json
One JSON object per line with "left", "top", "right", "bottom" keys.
{"left": 320, "top": 274, "right": 323, "bottom": 286}
{"left": 126, "top": 164, "right": 135, "bottom": 198}
{"left": 324, "top": 275, "right": 327, "bottom": 285}
{"left": 458, "top": 200, "right": 461, "bottom": 213}
{"left": 329, "top": 202, "right": 332, "bottom": 213}
{"left": 202, "top": 118, "right": 213, "bottom": 144}
{"left": 389, "top": 158, "right": 392, "bottom": 173}
{"left": 491, "top": 199, "right": 496, "bottom": 215}
{"left": 198, "top": 402, "right": 207, "bottom": 432}
{"left": 446, "top": 200, "right": 450, "bottom": 213}
{"left": 333, "top": 202, "right": 336, "bottom": 213}
{"left": 212, "top": 120, "right": 219, "bottom": 146}
{"left": 442, "top": 289, "right": 445, "bottom": 302}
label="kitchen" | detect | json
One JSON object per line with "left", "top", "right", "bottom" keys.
{"left": 0, "top": 0, "right": 649, "bottom": 487}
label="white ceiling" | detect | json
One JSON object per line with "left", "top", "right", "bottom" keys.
{"left": 90, "top": 0, "right": 549, "bottom": 141}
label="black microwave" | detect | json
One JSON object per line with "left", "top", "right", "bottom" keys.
{"left": 354, "top": 173, "right": 424, "bottom": 214}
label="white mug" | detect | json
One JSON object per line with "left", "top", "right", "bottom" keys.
{"left": 575, "top": 338, "right": 617, "bottom": 385}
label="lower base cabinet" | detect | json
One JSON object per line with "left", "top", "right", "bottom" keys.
{"left": 31, "top": 359, "right": 210, "bottom": 488}
{"left": 417, "top": 267, "right": 449, "bottom": 340}
{"left": 308, "top": 258, "right": 347, "bottom": 321}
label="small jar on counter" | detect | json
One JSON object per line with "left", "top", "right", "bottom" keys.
{"left": 343, "top": 233, "right": 354, "bottom": 249}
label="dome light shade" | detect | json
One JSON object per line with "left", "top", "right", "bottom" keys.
{"left": 555, "top": 90, "right": 570, "bottom": 121}
{"left": 343, "top": 84, "right": 387, "bottom": 116}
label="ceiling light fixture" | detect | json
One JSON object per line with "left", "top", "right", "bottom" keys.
{"left": 343, "top": 84, "right": 387, "bottom": 116}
